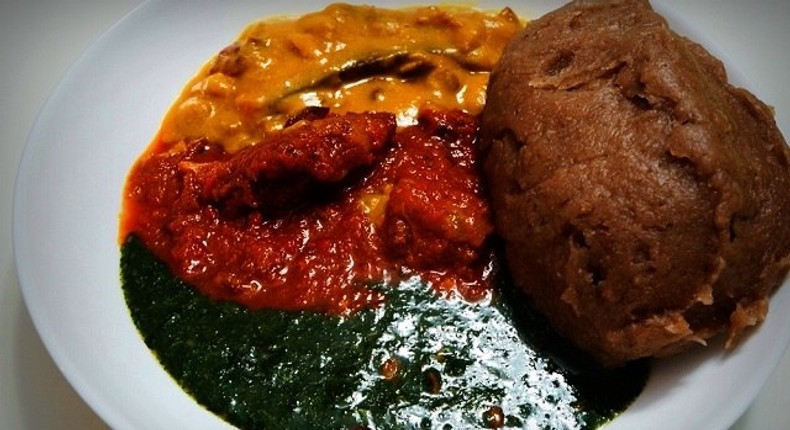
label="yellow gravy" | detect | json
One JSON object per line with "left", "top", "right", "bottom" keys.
{"left": 157, "top": 3, "right": 522, "bottom": 153}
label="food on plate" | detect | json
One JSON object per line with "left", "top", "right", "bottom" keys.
{"left": 121, "top": 0, "right": 790, "bottom": 426}
{"left": 120, "top": 2, "right": 655, "bottom": 428}
{"left": 481, "top": 0, "right": 790, "bottom": 366}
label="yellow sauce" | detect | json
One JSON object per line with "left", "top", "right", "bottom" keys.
{"left": 158, "top": 3, "right": 523, "bottom": 153}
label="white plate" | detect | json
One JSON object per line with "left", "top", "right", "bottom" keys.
{"left": 12, "top": 1, "right": 790, "bottom": 429}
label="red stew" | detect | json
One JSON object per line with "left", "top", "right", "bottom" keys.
{"left": 121, "top": 109, "right": 494, "bottom": 314}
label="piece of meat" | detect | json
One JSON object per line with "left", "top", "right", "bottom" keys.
{"left": 209, "top": 42, "right": 247, "bottom": 77}
{"left": 382, "top": 110, "right": 493, "bottom": 270}
{"left": 185, "top": 111, "right": 396, "bottom": 214}
{"left": 481, "top": 0, "right": 790, "bottom": 366}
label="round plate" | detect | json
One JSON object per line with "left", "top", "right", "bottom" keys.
{"left": 13, "top": 1, "right": 790, "bottom": 429}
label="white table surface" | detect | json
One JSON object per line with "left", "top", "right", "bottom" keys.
{"left": 1, "top": 1, "right": 788, "bottom": 429}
